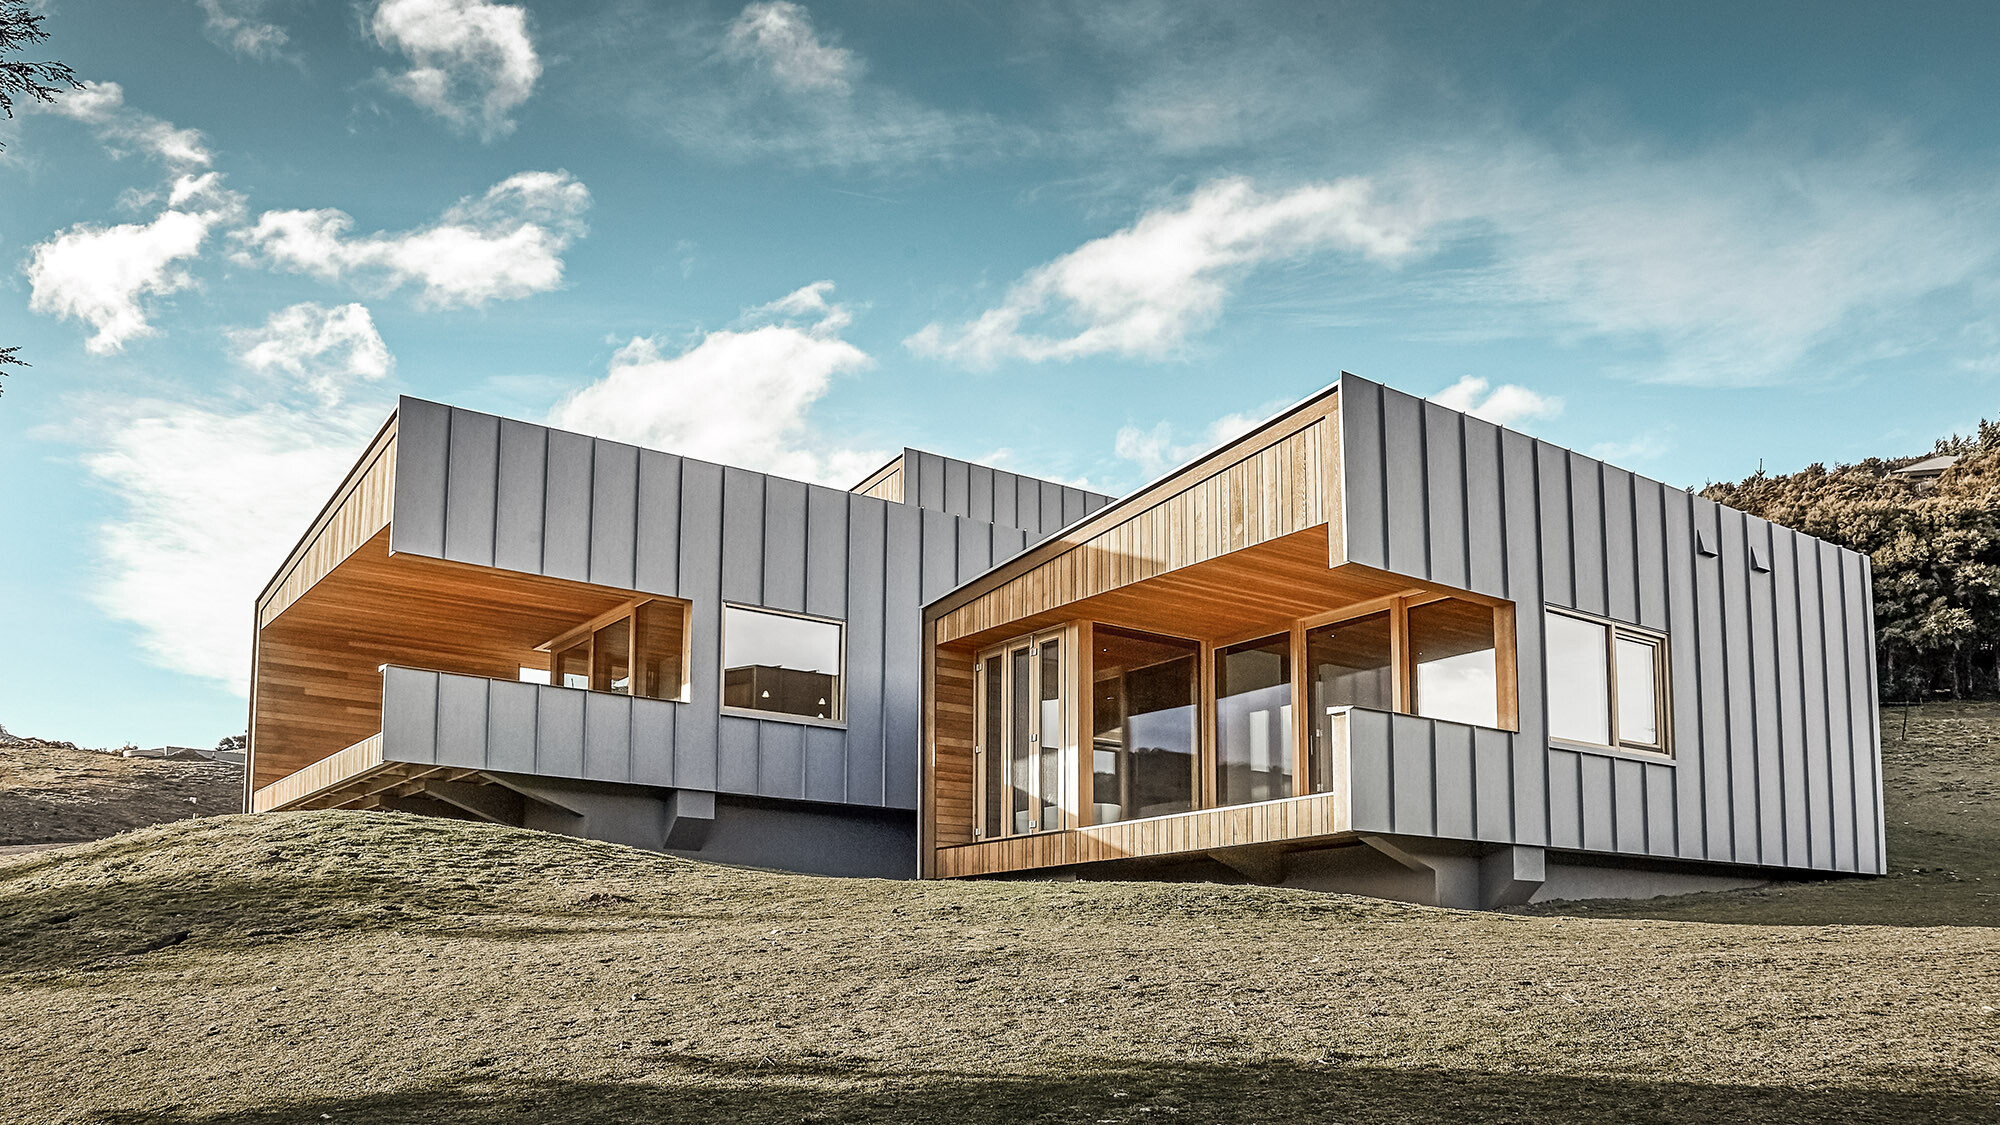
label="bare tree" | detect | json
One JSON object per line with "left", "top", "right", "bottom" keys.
{"left": 2, "top": 2, "right": 80, "bottom": 398}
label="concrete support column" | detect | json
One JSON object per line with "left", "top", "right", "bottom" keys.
{"left": 1360, "top": 835, "right": 1547, "bottom": 909}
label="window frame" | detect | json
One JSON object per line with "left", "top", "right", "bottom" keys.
{"left": 972, "top": 627, "right": 1072, "bottom": 839}
{"left": 1544, "top": 606, "right": 1672, "bottom": 758}
{"left": 719, "top": 603, "right": 848, "bottom": 728}
{"left": 539, "top": 596, "right": 692, "bottom": 702}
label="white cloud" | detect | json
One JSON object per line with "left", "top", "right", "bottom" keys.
{"left": 1113, "top": 408, "right": 1268, "bottom": 479}
{"left": 549, "top": 282, "right": 883, "bottom": 486}
{"left": 229, "top": 302, "right": 393, "bottom": 401}
{"left": 371, "top": 0, "right": 541, "bottom": 141}
{"left": 1589, "top": 434, "right": 1670, "bottom": 465}
{"left": 907, "top": 177, "right": 1429, "bottom": 368}
{"left": 602, "top": 2, "right": 1009, "bottom": 169}
{"left": 1433, "top": 135, "right": 1995, "bottom": 386}
{"left": 25, "top": 173, "right": 246, "bottom": 354}
{"left": 1430, "top": 375, "right": 1562, "bottom": 428}
{"left": 196, "top": 0, "right": 293, "bottom": 61}
{"left": 44, "top": 80, "right": 213, "bottom": 170}
{"left": 724, "top": 2, "right": 858, "bottom": 94}
{"left": 75, "top": 309, "right": 396, "bottom": 694}
{"left": 232, "top": 169, "right": 590, "bottom": 307}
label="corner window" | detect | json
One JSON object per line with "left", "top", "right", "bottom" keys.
{"left": 1545, "top": 608, "right": 1668, "bottom": 754}
{"left": 1216, "top": 634, "right": 1294, "bottom": 805}
{"left": 542, "top": 597, "right": 690, "bottom": 702}
{"left": 1408, "top": 598, "right": 1498, "bottom": 728}
{"left": 722, "top": 606, "right": 844, "bottom": 722}
{"left": 1091, "top": 626, "right": 1199, "bottom": 825}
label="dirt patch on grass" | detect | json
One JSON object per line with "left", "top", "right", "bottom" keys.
{"left": 2, "top": 810, "right": 1996, "bottom": 1124}
{"left": 0, "top": 742, "right": 240, "bottom": 846}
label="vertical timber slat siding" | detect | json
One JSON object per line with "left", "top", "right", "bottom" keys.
{"left": 1336, "top": 374, "right": 1883, "bottom": 875}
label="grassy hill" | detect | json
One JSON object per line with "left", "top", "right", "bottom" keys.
{"left": 0, "top": 742, "right": 240, "bottom": 847}
{"left": 3, "top": 706, "right": 1997, "bottom": 1124}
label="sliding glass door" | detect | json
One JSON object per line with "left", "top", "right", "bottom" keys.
{"left": 975, "top": 629, "right": 1069, "bottom": 838}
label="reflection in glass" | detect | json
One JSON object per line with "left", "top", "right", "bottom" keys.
{"left": 1010, "top": 647, "right": 1032, "bottom": 833}
{"left": 556, "top": 642, "right": 590, "bottom": 690}
{"left": 722, "top": 606, "right": 843, "bottom": 720}
{"left": 1617, "top": 637, "right": 1660, "bottom": 745}
{"left": 632, "top": 601, "right": 686, "bottom": 701}
{"left": 1038, "top": 638, "right": 1064, "bottom": 831}
{"left": 1409, "top": 600, "right": 1497, "bottom": 728}
{"left": 1546, "top": 611, "right": 1610, "bottom": 744}
{"left": 1091, "top": 627, "right": 1198, "bottom": 824}
{"left": 981, "top": 653, "right": 1004, "bottom": 839}
{"left": 592, "top": 619, "right": 631, "bottom": 694}
{"left": 1217, "top": 634, "right": 1292, "bottom": 805}
{"left": 1306, "top": 611, "right": 1392, "bottom": 792}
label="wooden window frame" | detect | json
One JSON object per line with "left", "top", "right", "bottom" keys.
{"left": 972, "top": 625, "right": 1072, "bottom": 839}
{"left": 540, "top": 596, "right": 692, "bottom": 703}
{"left": 719, "top": 603, "right": 848, "bottom": 728}
{"left": 1545, "top": 606, "right": 1673, "bottom": 758}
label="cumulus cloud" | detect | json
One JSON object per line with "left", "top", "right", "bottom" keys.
{"left": 196, "top": 0, "right": 293, "bottom": 61}
{"left": 371, "top": 0, "right": 541, "bottom": 140}
{"left": 1430, "top": 375, "right": 1562, "bottom": 429}
{"left": 232, "top": 169, "right": 590, "bottom": 307}
{"left": 76, "top": 304, "right": 396, "bottom": 693}
{"left": 1113, "top": 408, "right": 1268, "bottom": 479}
{"left": 549, "top": 282, "right": 884, "bottom": 485}
{"left": 907, "top": 177, "right": 1429, "bottom": 368}
{"left": 229, "top": 302, "right": 394, "bottom": 401}
{"left": 25, "top": 172, "right": 246, "bottom": 354}
{"left": 44, "top": 80, "right": 213, "bottom": 170}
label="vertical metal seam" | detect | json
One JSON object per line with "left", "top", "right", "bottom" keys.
{"left": 1456, "top": 412, "right": 1472, "bottom": 587}
{"left": 439, "top": 408, "right": 454, "bottom": 559}
{"left": 488, "top": 417, "right": 501, "bottom": 567}
{"left": 1837, "top": 550, "right": 1862, "bottom": 870}
{"left": 583, "top": 441, "right": 597, "bottom": 582}
{"left": 1375, "top": 384, "right": 1390, "bottom": 566}
{"left": 1790, "top": 530, "right": 1814, "bottom": 867}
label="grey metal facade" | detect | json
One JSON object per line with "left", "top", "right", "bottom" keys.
{"left": 1336, "top": 373, "right": 1886, "bottom": 875}
{"left": 384, "top": 398, "right": 1111, "bottom": 824}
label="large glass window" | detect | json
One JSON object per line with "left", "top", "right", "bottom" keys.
{"left": 1091, "top": 627, "right": 1199, "bottom": 824}
{"left": 543, "top": 597, "right": 689, "bottom": 702}
{"left": 1546, "top": 609, "right": 1668, "bottom": 754}
{"left": 1216, "top": 634, "right": 1293, "bottom": 805}
{"left": 975, "top": 630, "right": 1068, "bottom": 837}
{"left": 1408, "top": 599, "right": 1498, "bottom": 728}
{"left": 722, "top": 606, "right": 843, "bottom": 721}
{"left": 1306, "top": 610, "right": 1393, "bottom": 794}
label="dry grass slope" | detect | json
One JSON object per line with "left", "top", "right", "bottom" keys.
{"left": 1, "top": 703, "right": 1996, "bottom": 1124}
{"left": 0, "top": 744, "right": 240, "bottom": 847}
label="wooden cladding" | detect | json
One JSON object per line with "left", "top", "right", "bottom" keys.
{"left": 259, "top": 420, "right": 399, "bottom": 627}
{"left": 852, "top": 458, "right": 905, "bottom": 503}
{"left": 937, "top": 408, "right": 1338, "bottom": 644}
{"left": 933, "top": 647, "right": 976, "bottom": 844}
{"left": 250, "top": 733, "right": 384, "bottom": 813}
{"left": 934, "top": 788, "right": 1352, "bottom": 878}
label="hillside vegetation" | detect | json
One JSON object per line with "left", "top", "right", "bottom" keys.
{"left": 0, "top": 741, "right": 240, "bottom": 847}
{"left": 2, "top": 704, "right": 1996, "bottom": 1124}
{"left": 1704, "top": 421, "right": 2000, "bottom": 700}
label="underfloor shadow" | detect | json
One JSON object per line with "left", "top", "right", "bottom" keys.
{"left": 76, "top": 1054, "right": 2000, "bottom": 1125}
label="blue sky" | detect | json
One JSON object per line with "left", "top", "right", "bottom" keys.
{"left": 4, "top": 0, "right": 1998, "bottom": 749}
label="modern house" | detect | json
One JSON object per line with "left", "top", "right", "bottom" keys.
{"left": 250, "top": 374, "right": 1886, "bottom": 906}
{"left": 920, "top": 376, "right": 1885, "bottom": 905}
{"left": 245, "top": 396, "right": 1111, "bottom": 877}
